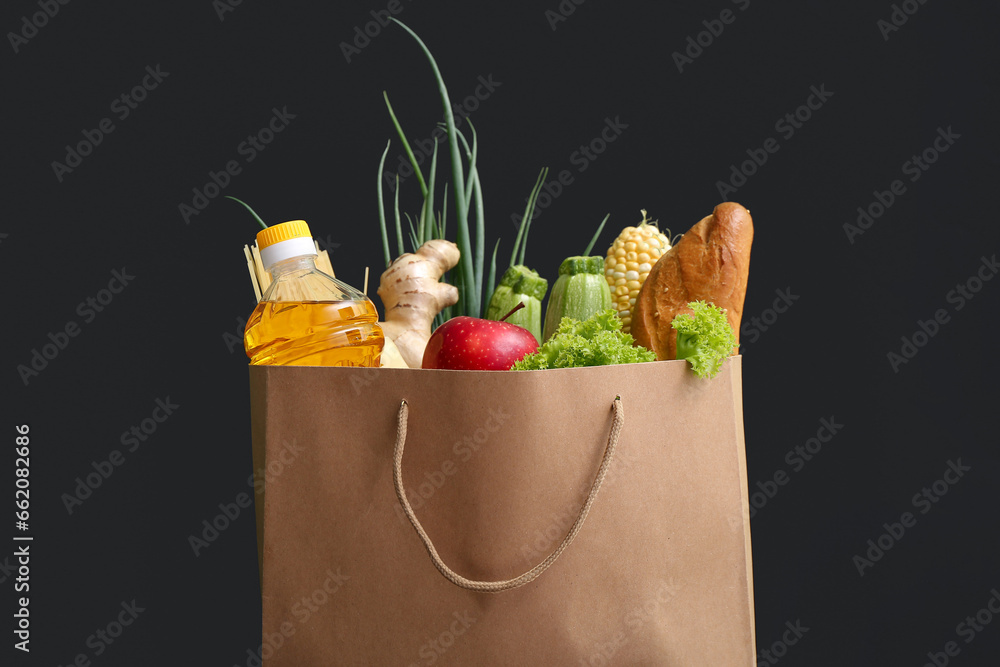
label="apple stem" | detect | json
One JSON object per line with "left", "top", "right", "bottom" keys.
{"left": 499, "top": 302, "right": 525, "bottom": 322}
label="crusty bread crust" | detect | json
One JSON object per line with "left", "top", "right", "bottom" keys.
{"left": 631, "top": 202, "right": 753, "bottom": 360}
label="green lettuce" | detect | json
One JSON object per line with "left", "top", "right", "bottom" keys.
{"left": 512, "top": 309, "right": 656, "bottom": 370}
{"left": 671, "top": 300, "right": 737, "bottom": 379}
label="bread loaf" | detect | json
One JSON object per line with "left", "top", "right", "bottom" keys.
{"left": 631, "top": 202, "right": 753, "bottom": 360}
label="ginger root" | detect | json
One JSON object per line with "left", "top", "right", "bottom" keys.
{"left": 379, "top": 336, "right": 409, "bottom": 368}
{"left": 378, "top": 239, "right": 460, "bottom": 368}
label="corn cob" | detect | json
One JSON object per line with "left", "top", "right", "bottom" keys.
{"left": 604, "top": 210, "right": 672, "bottom": 334}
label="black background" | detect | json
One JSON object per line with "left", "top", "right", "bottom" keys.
{"left": 4, "top": 1, "right": 999, "bottom": 665}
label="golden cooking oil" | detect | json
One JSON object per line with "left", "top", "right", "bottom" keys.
{"left": 243, "top": 220, "right": 383, "bottom": 367}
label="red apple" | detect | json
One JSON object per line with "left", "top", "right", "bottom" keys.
{"left": 422, "top": 316, "right": 538, "bottom": 370}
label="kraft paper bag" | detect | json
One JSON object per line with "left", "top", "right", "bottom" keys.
{"left": 249, "top": 356, "right": 755, "bottom": 666}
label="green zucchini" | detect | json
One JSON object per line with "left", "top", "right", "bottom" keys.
{"left": 543, "top": 256, "right": 612, "bottom": 342}
{"left": 485, "top": 265, "right": 548, "bottom": 343}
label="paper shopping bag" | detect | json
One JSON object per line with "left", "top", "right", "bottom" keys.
{"left": 249, "top": 356, "right": 755, "bottom": 665}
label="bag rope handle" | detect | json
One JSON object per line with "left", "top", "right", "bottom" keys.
{"left": 392, "top": 396, "right": 624, "bottom": 593}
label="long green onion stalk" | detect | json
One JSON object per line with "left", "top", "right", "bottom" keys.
{"left": 376, "top": 19, "right": 548, "bottom": 326}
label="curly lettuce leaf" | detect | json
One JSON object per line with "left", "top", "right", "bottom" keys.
{"left": 512, "top": 309, "right": 656, "bottom": 370}
{"left": 671, "top": 300, "right": 737, "bottom": 379}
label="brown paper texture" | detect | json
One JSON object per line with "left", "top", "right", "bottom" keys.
{"left": 249, "top": 356, "right": 755, "bottom": 665}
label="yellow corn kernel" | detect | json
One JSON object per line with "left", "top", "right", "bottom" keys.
{"left": 604, "top": 210, "right": 672, "bottom": 334}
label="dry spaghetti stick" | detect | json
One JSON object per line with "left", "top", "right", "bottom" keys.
{"left": 363, "top": 266, "right": 369, "bottom": 295}
{"left": 244, "top": 245, "right": 262, "bottom": 301}
{"left": 315, "top": 248, "right": 336, "bottom": 278}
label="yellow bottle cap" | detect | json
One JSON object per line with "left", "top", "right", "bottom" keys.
{"left": 256, "top": 220, "right": 312, "bottom": 250}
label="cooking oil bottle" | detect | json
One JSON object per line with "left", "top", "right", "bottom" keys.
{"left": 244, "top": 220, "right": 384, "bottom": 366}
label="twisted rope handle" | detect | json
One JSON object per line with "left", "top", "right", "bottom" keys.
{"left": 392, "top": 396, "right": 625, "bottom": 593}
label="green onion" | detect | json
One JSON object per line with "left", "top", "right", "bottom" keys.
{"left": 511, "top": 168, "right": 548, "bottom": 268}
{"left": 389, "top": 18, "right": 475, "bottom": 317}
{"left": 226, "top": 196, "right": 267, "bottom": 229}
{"left": 382, "top": 92, "right": 428, "bottom": 199}
{"left": 376, "top": 141, "right": 392, "bottom": 267}
{"left": 378, "top": 20, "right": 555, "bottom": 319}
{"left": 486, "top": 238, "right": 500, "bottom": 305}
{"left": 583, "top": 213, "right": 610, "bottom": 256}
{"left": 421, "top": 139, "right": 438, "bottom": 246}
{"left": 393, "top": 174, "right": 404, "bottom": 257}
